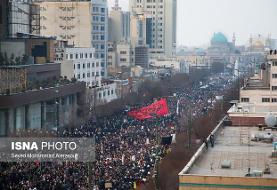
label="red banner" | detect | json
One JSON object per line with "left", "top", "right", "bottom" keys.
{"left": 128, "top": 98, "right": 169, "bottom": 120}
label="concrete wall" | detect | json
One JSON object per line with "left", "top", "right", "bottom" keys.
{"left": 179, "top": 175, "right": 277, "bottom": 190}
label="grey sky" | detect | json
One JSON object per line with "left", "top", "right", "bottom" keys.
{"left": 108, "top": 0, "right": 277, "bottom": 47}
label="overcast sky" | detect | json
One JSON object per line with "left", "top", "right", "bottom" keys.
{"left": 108, "top": 0, "right": 277, "bottom": 47}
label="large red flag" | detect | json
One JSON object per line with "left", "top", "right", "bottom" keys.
{"left": 128, "top": 98, "right": 169, "bottom": 120}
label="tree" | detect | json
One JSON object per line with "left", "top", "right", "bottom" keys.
{"left": 21, "top": 54, "right": 29, "bottom": 65}
{"left": 15, "top": 57, "right": 21, "bottom": 65}
{"left": 10, "top": 53, "right": 15, "bottom": 65}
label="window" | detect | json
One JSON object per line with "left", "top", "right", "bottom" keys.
{"left": 75, "top": 54, "right": 78, "bottom": 59}
{"left": 101, "top": 26, "right": 105, "bottom": 31}
{"left": 101, "top": 35, "right": 105, "bottom": 40}
{"left": 103, "top": 91, "right": 106, "bottom": 97}
{"left": 108, "top": 90, "right": 110, "bottom": 95}
{"left": 90, "top": 53, "right": 93, "bottom": 58}
{"left": 83, "top": 64, "right": 85, "bottom": 68}
{"left": 272, "top": 62, "right": 277, "bottom": 66}
{"left": 92, "top": 63, "right": 95, "bottom": 67}
{"left": 77, "top": 64, "right": 80, "bottom": 69}
{"left": 262, "top": 98, "right": 270, "bottom": 102}
{"left": 111, "top": 90, "right": 114, "bottom": 94}
{"left": 83, "top": 73, "right": 85, "bottom": 78}
{"left": 85, "top": 53, "right": 87, "bottom": 58}
{"left": 272, "top": 98, "right": 277, "bottom": 102}
{"left": 66, "top": 54, "right": 68, "bottom": 59}
{"left": 70, "top": 54, "right": 73, "bottom": 59}
{"left": 120, "top": 58, "right": 127, "bottom": 62}
{"left": 120, "top": 51, "right": 127, "bottom": 54}
{"left": 77, "top": 74, "right": 80, "bottom": 79}
{"left": 92, "top": 72, "right": 95, "bottom": 77}
{"left": 87, "top": 63, "right": 90, "bottom": 68}
{"left": 241, "top": 98, "right": 249, "bottom": 102}
{"left": 272, "top": 86, "right": 277, "bottom": 91}
{"left": 101, "top": 62, "right": 105, "bottom": 67}
{"left": 96, "top": 62, "right": 99, "bottom": 67}
{"left": 273, "top": 74, "right": 277, "bottom": 78}
{"left": 87, "top": 73, "right": 90, "bottom": 77}
{"left": 101, "top": 45, "right": 105, "bottom": 49}
{"left": 101, "top": 8, "right": 105, "bottom": 13}
{"left": 99, "top": 93, "right": 102, "bottom": 98}
{"left": 101, "top": 17, "right": 105, "bottom": 22}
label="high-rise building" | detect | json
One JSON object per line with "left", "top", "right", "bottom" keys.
{"left": 38, "top": 1, "right": 92, "bottom": 47}
{"left": 37, "top": 0, "right": 108, "bottom": 77}
{"left": 129, "top": 0, "right": 177, "bottom": 57}
{"left": 108, "top": 2, "right": 130, "bottom": 43}
{"left": 91, "top": 0, "right": 108, "bottom": 77}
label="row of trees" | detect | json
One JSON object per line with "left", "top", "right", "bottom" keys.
{"left": 0, "top": 52, "right": 30, "bottom": 66}
{"left": 94, "top": 68, "right": 210, "bottom": 117}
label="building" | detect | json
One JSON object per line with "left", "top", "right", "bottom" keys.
{"left": 150, "top": 58, "right": 189, "bottom": 74}
{"left": 91, "top": 0, "right": 108, "bottom": 77}
{"left": 228, "top": 50, "right": 277, "bottom": 126}
{"left": 134, "top": 45, "right": 149, "bottom": 68}
{"left": 87, "top": 81, "right": 117, "bottom": 107}
{"left": 108, "top": 1, "right": 130, "bottom": 43}
{"left": 179, "top": 117, "right": 277, "bottom": 190}
{"left": 0, "top": 62, "right": 86, "bottom": 136}
{"left": 0, "top": 0, "right": 40, "bottom": 39}
{"left": 129, "top": 0, "right": 177, "bottom": 57}
{"left": 37, "top": 0, "right": 108, "bottom": 77}
{"left": 62, "top": 47, "right": 102, "bottom": 87}
{"left": 0, "top": 82, "right": 86, "bottom": 136}
{"left": 38, "top": 1, "right": 92, "bottom": 47}
{"left": 0, "top": 37, "right": 56, "bottom": 64}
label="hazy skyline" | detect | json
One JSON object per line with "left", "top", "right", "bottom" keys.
{"left": 108, "top": 0, "right": 277, "bottom": 47}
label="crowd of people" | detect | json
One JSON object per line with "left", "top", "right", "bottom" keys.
{"left": 0, "top": 72, "right": 236, "bottom": 190}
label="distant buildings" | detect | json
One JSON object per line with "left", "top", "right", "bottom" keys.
{"left": 228, "top": 50, "right": 277, "bottom": 126}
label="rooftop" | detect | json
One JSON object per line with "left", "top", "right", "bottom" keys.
{"left": 180, "top": 126, "right": 277, "bottom": 178}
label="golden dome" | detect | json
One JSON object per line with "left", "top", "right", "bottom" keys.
{"left": 253, "top": 40, "right": 264, "bottom": 48}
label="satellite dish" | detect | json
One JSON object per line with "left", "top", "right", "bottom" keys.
{"left": 265, "top": 112, "right": 276, "bottom": 127}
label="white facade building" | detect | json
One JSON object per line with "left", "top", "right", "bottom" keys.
{"left": 129, "top": 0, "right": 177, "bottom": 57}
{"left": 63, "top": 47, "right": 102, "bottom": 87}
{"left": 91, "top": 0, "right": 108, "bottom": 77}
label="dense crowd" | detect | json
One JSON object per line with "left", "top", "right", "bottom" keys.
{"left": 0, "top": 72, "right": 235, "bottom": 190}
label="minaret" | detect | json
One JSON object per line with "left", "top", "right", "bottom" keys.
{"left": 232, "top": 33, "right": 236, "bottom": 47}
{"left": 249, "top": 34, "right": 253, "bottom": 51}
